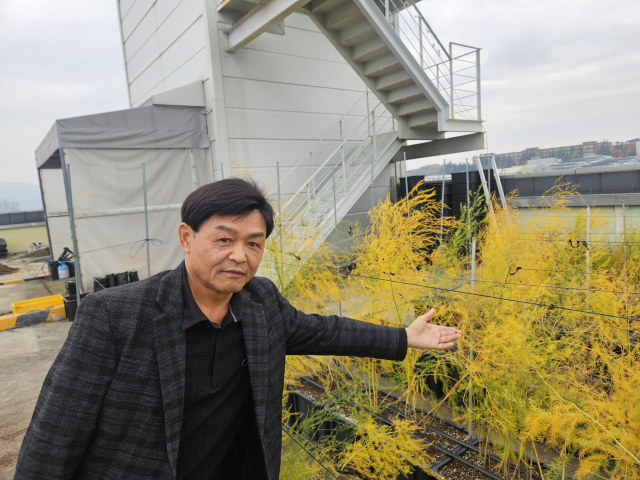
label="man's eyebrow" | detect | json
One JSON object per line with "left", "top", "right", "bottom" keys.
{"left": 214, "top": 225, "right": 239, "bottom": 235}
{"left": 248, "top": 232, "right": 265, "bottom": 239}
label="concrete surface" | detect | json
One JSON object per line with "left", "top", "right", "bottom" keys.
{"left": 0, "top": 321, "right": 71, "bottom": 479}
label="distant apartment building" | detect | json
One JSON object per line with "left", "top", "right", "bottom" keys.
{"left": 494, "top": 139, "right": 638, "bottom": 166}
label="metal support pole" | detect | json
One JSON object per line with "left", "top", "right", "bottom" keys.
{"left": 385, "top": 0, "right": 389, "bottom": 20}
{"left": 440, "top": 159, "right": 446, "bottom": 245}
{"left": 366, "top": 87, "right": 371, "bottom": 138}
{"left": 340, "top": 120, "right": 347, "bottom": 194}
{"left": 310, "top": 151, "right": 315, "bottom": 194}
{"left": 449, "top": 43, "right": 454, "bottom": 119}
{"left": 586, "top": 206, "right": 590, "bottom": 312}
{"left": 277, "top": 162, "right": 284, "bottom": 263}
{"left": 142, "top": 163, "right": 151, "bottom": 280}
{"left": 623, "top": 200, "right": 627, "bottom": 286}
{"left": 466, "top": 158, "right": 470, "bottom": 248}
{"left": 332, "top": 164, "right": 342, "bottom": 316}
{"left": 476, "top": 48, "right": 482, "bottom": 120}
{"left": 419, "top": 17, "right": 423, "bottom": 69}
{"left": 189, "top": 149, "right": 198, "bottom": 191}
{"left": 371, "top": 162, "right": 375, "bottom": 211}
{"left": 468, "top": 237, "right": 476, "bottom": 436}
{"left": 404, "top": 153, "right": 413, "bottom": 263}
{"left": 372, "top": 110, "right": 377, "bottom": 159}
{"left": 220, "top": 163, "right": 225, "bottom": 180}
{"left": 61, "top": 153, "right": 84, "bottom": 298}
{"left": 307, "top": 183, "right": 312, "bottom": 225}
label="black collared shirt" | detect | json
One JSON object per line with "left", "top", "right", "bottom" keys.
{"left": 177, "top": 262, "right": 265, "bottom": 480}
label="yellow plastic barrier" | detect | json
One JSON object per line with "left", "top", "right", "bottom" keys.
{"left": 12, "top": 295, "right": 64, "bottom": 315}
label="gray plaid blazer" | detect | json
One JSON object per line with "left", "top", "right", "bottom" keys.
{"left": 15, "top": 265, "right": 404, "bottom": 480}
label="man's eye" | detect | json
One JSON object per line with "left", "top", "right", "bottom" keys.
{"left": 219, "top": 238, "right": 231, "bottom": 243}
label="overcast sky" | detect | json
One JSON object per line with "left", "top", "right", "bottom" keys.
{"left": 1, "top": 0, "right": 639, "bottom": 185}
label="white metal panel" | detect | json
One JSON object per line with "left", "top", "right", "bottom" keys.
{"left": 120, "top": 0, "right": 138, "bottom": 20}
{"left": 127, "top": 16, "right": 206, "bottom": 84}
{"left": 244, "top": 24, "right": 346, "bottom": 63}
{"left": 229, "top": 139, "right": 323, "bottom": 167}
{"left": 226, "top": 108, "right": 365, "bottom": 140}
{"left": 123, "top": 0, "right": 192, "bottom": 61}
{"left": 223, "top": 78, "right": 364, "bottom": 114}
{"left": 122, "top": 0, "right": 157, "bottom": 41}
{"left": 221, "top": 47, "right": 363, "bottom": 90}
{"left": 126, "top": 4, "right": 203, "bottom": 77}
{"left": 130, "top": 45, "right": 208, "bottom": 106}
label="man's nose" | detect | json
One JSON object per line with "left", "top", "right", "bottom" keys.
{"left": 228, "top": 241, "right": 247, "bottom": 263}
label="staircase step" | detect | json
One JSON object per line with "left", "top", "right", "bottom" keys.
{"left": 397, "top": 98, "right": 433, "bottom": 117}
{"left": 310, "top": 0, "right": 346, "bottom": 14}
{"left": 376, "top": 70, "right": 412, "bottom": 91}
{"left": 338, "top": 18, "right": 376, "bottom": 46}
{"left": 388, "top": 84, "right": 423, "bottom": 104}
{"left": 363, "top": 53, "right": 401, "bottom": 76}
{"left": 326, "top": 1, "right": 364, "bottom": 30}
{"left": 351, "top": 37, "right": 388, "bottom": 63}
{"left": 407, "top": 110, "right": 438, "bottom": 128}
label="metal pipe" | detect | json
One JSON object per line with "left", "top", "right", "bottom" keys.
{"left": 332, "top": 163, "right": 342, "bottom": 316}
{"left": 586, "top": 206, "right": 590, "bottom": 312}
{"left": 142, "top": 163, "right": 151, "bottom": 280}
{"left": 371, "top": 162, "right": 375, "bottom": 211}
{"left": 419, "top": 16, "right": 423, "bottom": 69}
{"left": 277, "top": 162, "right": 283, "bottom": 262}
{"left": 372, "top": 110, "right": 377, "bottom": 160}
{"left": 440, "top": 159, "right": 445, "bottom": 246}
{"left": 189, "top": 149, "right": 198, "bottom": 191}
{"left": 220, "top": 163, "right": 225, "bottom": 180}
{"left": 404, "top": 153, "right": 413, "bottom": 262}
{"left": 623, "top": 200, "right": 627, "bottom": 286}
{"left": 366, "top": 87, "right": 371, "bottom": 138}
{"left": 61, "top": 154, "right": 84, "bottom": 298}
{"left": 466, "top": 158, "right": 470, "bottom": 247}
{"left": 468, "top": 236, "right": 476, "bottom": 435}
{"left": 340, "top": 120, "right": 347, "bottom": 194}
{"left": 385, "top": 0, "right": 389, "bottom": 20}
{"left": 449, "top": 43, "right": 454, "bottom": 119}
{"left": 310, "top": 151, "right": 315, "bottom": 194}
{"left": 476, "top": 48, "right": 482, "bottom": 120}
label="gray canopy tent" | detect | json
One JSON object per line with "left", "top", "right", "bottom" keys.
{"left": 36, "top": 104, "right": 212, "bottom": 294}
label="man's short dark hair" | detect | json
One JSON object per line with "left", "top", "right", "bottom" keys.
{"left": 181, "top": 178, "right": 274, "bottom": 237}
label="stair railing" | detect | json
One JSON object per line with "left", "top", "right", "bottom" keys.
{"left": 374, "top": 0, "right": 481, "bottom": 121}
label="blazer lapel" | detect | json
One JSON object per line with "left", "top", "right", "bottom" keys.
{"left": 239, "top": 290, "right": 269, "bottom": 440}
{"left": 152, "top": 266, "right": 186, "bottom": 479}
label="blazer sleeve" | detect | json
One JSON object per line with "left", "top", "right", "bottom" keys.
{"left": 273, "top": 283, "right": 407, "bottom": 360}
{"left": 14, "top": 294, "right": 117, "bottom": 480}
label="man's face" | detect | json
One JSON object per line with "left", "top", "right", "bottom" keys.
{"left": 179, "top": 210, "right": 267, "bottom": 294}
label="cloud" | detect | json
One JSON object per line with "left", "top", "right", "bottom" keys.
{"left": 409, "top": 0, "right": 640, "bottom": 169}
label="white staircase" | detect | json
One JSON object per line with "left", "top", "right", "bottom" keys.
{"left": 269, "top": 93, "right": 401, "bottom": 259}
{"left": 220, "top": 0, "right": 483, "bottom": 139}
{"left": 220, "top": 0, "right": 483, "bottom": 278}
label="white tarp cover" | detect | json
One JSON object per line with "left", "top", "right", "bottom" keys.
{"left": 39, "top": 168, "right": 72, "bottom": 259}
{"left": 65, "top": 148, "right": 213, "bottom": 293}
{"left": 35, "top": 105, "right": 209, "bottom": 168}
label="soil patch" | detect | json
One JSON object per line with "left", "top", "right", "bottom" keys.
{"left": 439, "top": 459, "right": 493, "bottom": 480}
{"left": 24, "top": 248, "right": 50, "bottom": 259}
{"left": 298, "top": 381, "right": 331, "bottom": 403}
{"left": 0, "top": 264, "right": 18, "bottom": 276}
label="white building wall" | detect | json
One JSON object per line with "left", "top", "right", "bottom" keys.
{"left": 119, "top": 0, "right": 210, "bottom": 107}
{"left": 219, "top": 13, "right": 369, "bottom": 191}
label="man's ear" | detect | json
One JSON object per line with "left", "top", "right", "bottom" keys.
{"left": 178, "top": 223, "right": 193, "bottom": 254}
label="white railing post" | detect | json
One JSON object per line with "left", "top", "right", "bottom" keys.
{"left": 340, "top": 120, "right": 347, "bottom": 194}
{"left": 385, "top": 0, "right": 389, "bottom": 20}
{"left": 476, "top": 48, "right": 482, "bottom": 120}
{"left": 366, "top": 87, "right": 371, "bottom": 139}
{"left": 419, "top": 16, "right": 423, "bottom": 69}
{"left": 310, "top": 151, "right": 315, "bottom": 194}
{"left": 372, "top": 110, "right": 377, "bottom": 160}
{"left": 449, "top": 43, "right": 454, "bottom": 119}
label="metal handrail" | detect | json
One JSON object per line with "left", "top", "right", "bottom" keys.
{"left": 267, "top": 90, "right": 369, "bottom": 196}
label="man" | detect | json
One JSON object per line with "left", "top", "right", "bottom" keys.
{"left": 15, "top": 178, "right": 460, "bottom": 480}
